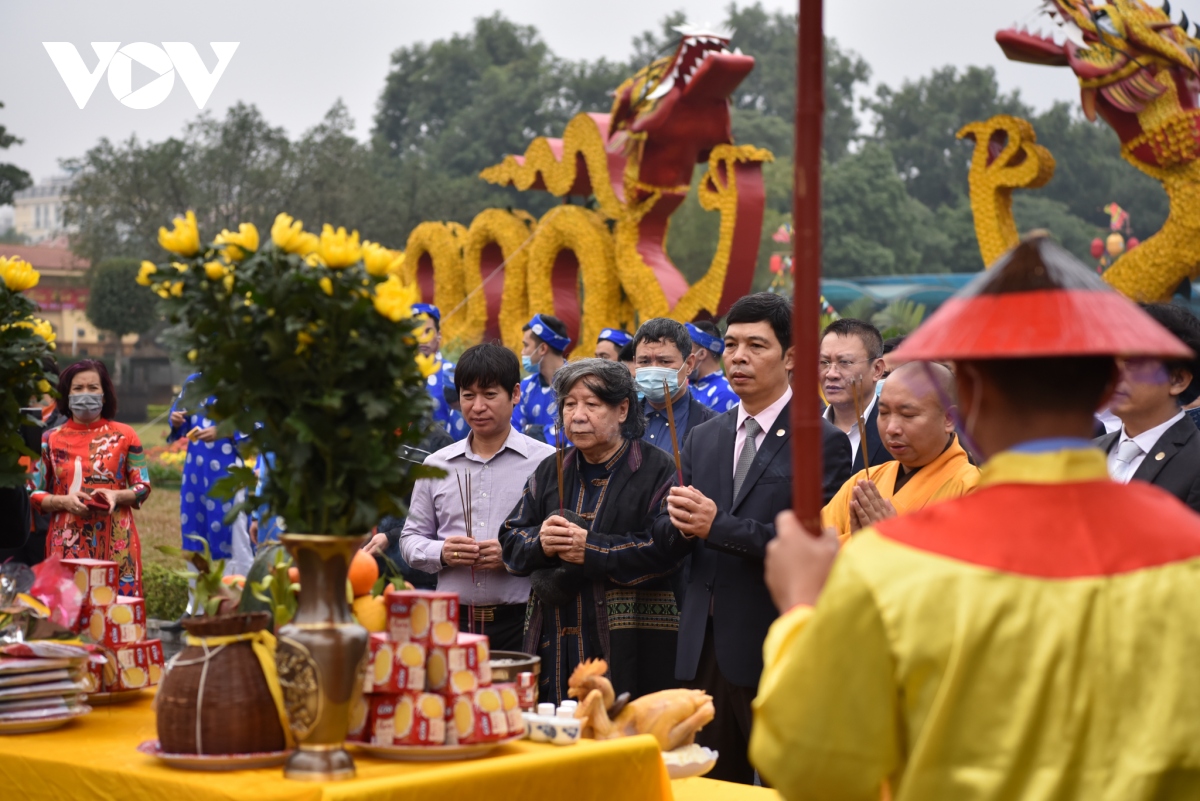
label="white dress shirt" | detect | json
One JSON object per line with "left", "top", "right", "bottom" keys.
{"left": 734, "top": 386, "right": 793, "bottom": 479}
{"left": 823, "top": 392, "right": 876, "bottom": 465}
{"left": 1106, "top": 411, "right": 1184, "bottom": 483}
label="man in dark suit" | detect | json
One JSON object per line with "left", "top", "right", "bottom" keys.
{"left": 631, "top": 318, "right": 717, "bottom": 452}
{"left": 820, "top": 318, "right": 893, "bottom": 472}
{"left": 1095, "top": 303, "right": 1200, "bottom": 513}
{"left": 652, "top": 293, "right": 853, "bottom": 784}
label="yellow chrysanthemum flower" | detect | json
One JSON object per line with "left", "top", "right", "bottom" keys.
{"left": 319, "top": 276, "right": 333, "bottom": 296}
{"left": 170, "top": 281, "right": 184, "bottom": 297}
{"left": 414, "top": 352, "right": 440, "bottom": 378}
{"left": 171, "top": 262, "right": 189, "bottom": 273}
{"left": 214, "top": 222, "right": 259, "bottom": 261}
{"left": 159, "top": 211, "right": 200, "bottom": 256}
{"left": 136, "top": 261, "right": 158, "bottom": 286}
{"left": 317, "top": 224, "right": 361, "bottom": 269}
{"left": 204, "top": 261, "right": 229, "bottom": 281}
{"left": 37, "top": 379, "right": 51, "bottom": 394}
{"left": 0, "top": 256, "right": 40, "bottom": 292}
{"left": 222, "top": 274, "right": 235, "bottom": 293}
{"left": 372, "top": 274, "right": 418, "bottom": 322}
{"left": 304, "top": 252, "right": 325, "bottom": 267}
{"left": 295, "top": 330, "right": 315, "bottom": 355}
{"left": 387, "top": 250, "right": 406, "bottom": 276}
{"left": 361, "top": 241, "right": 396, "bottom": 277}
{"left": 271, "top": 213, "right": 306, "bottom": 253}
{"left": 30, "top": 318, "right": 56, "bottom": 349}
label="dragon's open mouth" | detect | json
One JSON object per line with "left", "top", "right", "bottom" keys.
{"left": 647, "top": 26, "right": 747, "bottom": 100}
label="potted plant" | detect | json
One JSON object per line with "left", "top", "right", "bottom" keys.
{"left": 142, "top": 211, "right": 438, "bottom": 779}
{"left": 0, "top": 256, "right": 56, "bottom": 490}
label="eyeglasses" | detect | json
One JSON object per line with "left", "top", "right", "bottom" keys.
{"left": 818, "top": 357, "right": 875, "bottom": 374}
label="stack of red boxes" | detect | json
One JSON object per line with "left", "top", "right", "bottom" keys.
{"left": 348, "top": 589, "right": 523, "bottom": 747}
{"left": 63, "top": 558, "right": 164, "bottom": 694}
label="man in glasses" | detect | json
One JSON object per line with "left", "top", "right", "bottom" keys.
{"left": 819, "top": 319, "right": 893, "bottom": 472}
{"left": 1094, "top": 303, "right": 1200, "bottom": 513}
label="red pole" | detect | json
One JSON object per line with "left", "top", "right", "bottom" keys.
{"left": 792, "top": 0, "right": 824, "bottom": 532}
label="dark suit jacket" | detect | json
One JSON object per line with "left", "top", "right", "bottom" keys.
{"left": 653, "top": 402, "right": 852, "bottom": 688}
{"left": 848, "top": 400, "right": 893, "bottom": 474}
{"left": 1095, "top": 416, "right": 1200, "bottom": 513}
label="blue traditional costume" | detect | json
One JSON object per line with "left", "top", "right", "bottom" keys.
{"left": 167, "top": 373, "right": 244, "bottom": 558}
{"left": 414, "top": 304, "right": 467, "bottom": 441}
{"left": 686, "top": 323, "right": 739, "bottom": 413}
{"left": 513, "top": 314, "right": 571, "bottom": 446}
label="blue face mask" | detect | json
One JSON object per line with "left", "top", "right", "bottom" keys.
{"left": 875, "top": 378, "right": 885, "bottom": 398}
{"left": 636, "top": 366, "right": 683, "bottom": 403}
{"left": 521, "top": 354, "right": 536, "bottom": 374}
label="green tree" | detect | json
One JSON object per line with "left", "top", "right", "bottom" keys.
{"left": 86, "top": 258, "right": 160, "bottom": 337}
{"left": 0, "top": 101, "right": 32, "bottom": 207}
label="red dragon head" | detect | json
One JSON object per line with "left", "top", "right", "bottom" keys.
{"left": 609, "top": 24, "right": 756, "bottom": 188}
{"left": 997, "top": 0, "right": 1200, "bottom": 164}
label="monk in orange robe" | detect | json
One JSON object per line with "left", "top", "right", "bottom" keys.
{"left": 822, "top": 361, "right": 978, "bottom": 540}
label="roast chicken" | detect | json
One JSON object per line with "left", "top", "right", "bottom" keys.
{"left": 568, "top": 659, "right": 714, "bottom": 751}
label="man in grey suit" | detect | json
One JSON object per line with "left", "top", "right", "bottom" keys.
{"left": 1095, "top": 303, "right": 1200, "bottom": 513}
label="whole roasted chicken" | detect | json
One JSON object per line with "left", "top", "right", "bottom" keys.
{"left": 568, "top": 659, "right": 714, "bottom": 751}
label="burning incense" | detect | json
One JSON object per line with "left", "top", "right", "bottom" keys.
{"left": 851, "top": 377, "right": 871, "bottom": 471}
{"left": 662, "top": 379, "right": 684, "bottom": 486}
{"left": 455, "top": 470, "right": 477, "bottom": 634}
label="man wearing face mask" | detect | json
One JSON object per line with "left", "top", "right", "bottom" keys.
{"left": 686, "top": 322, "right": 740, "bottom": 413}
{"left": 413, "top": 304, "right": 467, "bottom": 442}
{"left": 633, "top": 319, "right": 718, "bottom": 454}
{"left": 513, "top": 314, "right": 570, "bottom": 445}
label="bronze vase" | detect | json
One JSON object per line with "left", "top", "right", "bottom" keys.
{"left": 275, "top": 534, "right": 369, "bottom": 781}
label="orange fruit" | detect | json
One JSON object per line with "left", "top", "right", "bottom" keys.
{"left": 221, "top": 574, "right": 245, "bottom": 589}
{"left": 349, "top": 550, "right": 379, "bottom": 597}
{"left": 353, "top": 594, "right": 387, "bottom": 633}
{"left": 288, "top": 566, "right": 300, "bottom": 584}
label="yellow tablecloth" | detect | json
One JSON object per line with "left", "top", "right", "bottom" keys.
{"left": 0, "top": 693, "right": 773, "bottom": 801}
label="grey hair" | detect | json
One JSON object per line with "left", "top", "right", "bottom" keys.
{"left": 552, "top": 357, "right": 645, "bottom": 439}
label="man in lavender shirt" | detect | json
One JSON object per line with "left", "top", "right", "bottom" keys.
{"left": 400, "top": 343, "right": 555, "bottom": 651}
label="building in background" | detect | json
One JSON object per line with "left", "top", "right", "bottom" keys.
{"left": 12, "top": 176, "right": 74, "bottom": 243}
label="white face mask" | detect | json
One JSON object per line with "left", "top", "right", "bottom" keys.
{"left": 636, "top": 366, "right": 684, "bottom": 403}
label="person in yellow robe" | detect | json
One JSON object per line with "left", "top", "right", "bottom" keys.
{"left": 750, "top": 234, "right": 1200, "bottom": 800}
{"left": 822, "top": 361, "right": 978, "bottom": 540}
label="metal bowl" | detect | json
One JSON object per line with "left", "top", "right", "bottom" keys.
{"left": 489, "top": 651, "right": 540, "bottom": 683}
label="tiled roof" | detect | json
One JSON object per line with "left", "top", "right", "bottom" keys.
{"left": 0, "top": 243, "right": 89, "bottom": 271}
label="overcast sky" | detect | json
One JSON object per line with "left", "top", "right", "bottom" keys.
{"left": 2, "top": 0, "right": 1190, "bottom": 181}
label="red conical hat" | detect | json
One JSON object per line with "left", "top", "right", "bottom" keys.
{"left": 893, "top": 233, "right": 1192, "bottom": 362}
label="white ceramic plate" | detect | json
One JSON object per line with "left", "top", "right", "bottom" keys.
{"left": 663, "top": 746, "right": 718, "bottom": 780}
{"left": 354, "top": 732, "right": 523, "bottom": 761}
{"left": 137, "top": 740, "right": 292, "bottom": 771}
{"left": 0, "top": 704, "right": 91, "bottom": 735}
{"left": 87, "top": 688, "right": 147, "bottom": 706}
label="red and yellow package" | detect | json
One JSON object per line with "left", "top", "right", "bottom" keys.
{"left": 102, "top": 640, "right": 164, "bottom": 691}
{"left": 495, "top": 683, "right": 524, "bottom": 736}
{"left": 87, "top": 596, "right": 146, "bottom": 647}
{"left": 385, "top": 590, "right": 458, "bottom": 646}
{"left": 427, "top": 632, "right": 489, "bottom": 696}
{"left": 447, "top": 687, "right": 508, "bottom": 744}
{"left": 363, "top": 633, "right": 427, "bottom": 694}
{"left": 62, "top": 558, "right": 118, "bottom": 607}
{"left": 374, "top": 691, "right": 446, "bottom": 746}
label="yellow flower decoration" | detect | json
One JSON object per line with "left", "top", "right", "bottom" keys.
{"left": 172, "top": 262, "right": 189, "bottom": 273}
{"left": 0, "top": 256, "right": 40, "bottom": 292}
{"left": 271, "top": 213, "right": 306, "bottom": 253}
{"left": 414, "top": 352, "right": 440, "bottom": 379}
{"left": 372, "top": 274, "right": 418, "bottom": 322}
{"left": 317, "top": 224, "right": 361, "bottom": 269}
{"left": 304, "top": 252, "right": 325, "bottom": 268}
{"left": 170, "top": 281, "right": 184, "bottom": 297}
{"left": 159, "top": 211, "right": 200, "bottom": 256}
{"left": 318, "top": 276, "right": 334, "bottom": 296}
{"left": 136, "top": 261, "right": 158, "bottom": 287}
{"left": 214, "top": 222, "right": 259, "bottom": 261}
{"left": 361, "top": 241, "right": 398, "bottom": 277}
{"left": 222, "top": 274, "right": 235, "bottom": 293}
{"left": 203, "top": 261, "right": 229, "bottom": 281}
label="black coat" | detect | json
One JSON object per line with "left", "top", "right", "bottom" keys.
{"left": 652, "top": 403, "right": 852, "bottom": 688}
{"left": 1095, "top": 416, "right": 1200, "bottom": 514}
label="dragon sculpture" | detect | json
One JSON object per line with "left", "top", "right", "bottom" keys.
{"left": 481, "top": 25, "right": 771, "bottom": 326}
{"left": 990, "top": 0, "right": 1200, "bottom": 300}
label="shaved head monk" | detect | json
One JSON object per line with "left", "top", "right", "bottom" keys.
{"left": 822, "top": 361, "right": 979, "bottom": 540}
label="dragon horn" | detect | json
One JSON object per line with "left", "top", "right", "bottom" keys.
{"left": 1182, "top": 10, "right": 1191, "bottom": 32}
{"left": 1194, "top": 21, "right": 1200, "bottom": 38}
{"left": 1164, "top": 0, "right": 1171, "bottom": 18}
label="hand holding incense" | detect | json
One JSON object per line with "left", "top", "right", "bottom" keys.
{"left": 555, "top": 435, "right": 565, "bottom": 515}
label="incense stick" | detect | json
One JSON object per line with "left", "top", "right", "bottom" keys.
{"left": 662, "top": 379, "right": 684, "bottom": 486}
{"left": 556, "top": 434, "right": 565, "bottom": 515}
{"left": 851, "top": 377, "right": 871, "bottom": 471}
{"left": 455, "top": 470, "right": 476, "bottom": 634}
